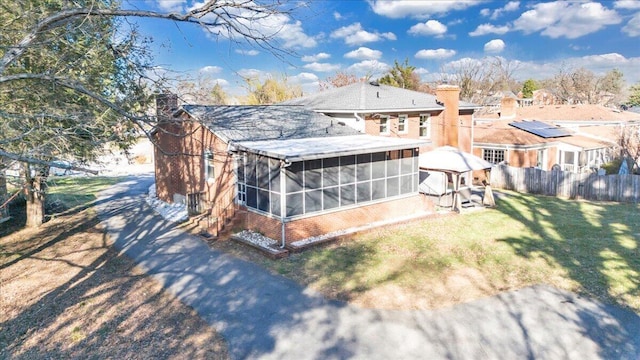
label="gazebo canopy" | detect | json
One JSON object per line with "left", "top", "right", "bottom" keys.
{"left": 419, "top": 146, "right": 493, "bottom": 173}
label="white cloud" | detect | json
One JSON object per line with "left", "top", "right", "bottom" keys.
{"left": 289, "top": 72, "right": 319, "bottom": 83}
{"left": 414, "top": 67, "right": 429, "bottom": 75}
{"left": 513, "top": 2, "right": 621, "bottom": 39}
{"left": 331, "top": 23, "right": 396, "bottom": 45}
{"left": 235, "top": 49, "right": 260, "bottom": 56}
{"left": 347, "top": 60, "right": 390, "bottom": 76}
{"left": 333, "top": 11, "right": 343, "bottom": 20}
{"left": 344, "top": 47, "right": 382, "bottom": 60}
{"left": 370, "top": 0, "right": 483, "bottom": 19}
{"left": 569, "top": 44, "right": 591, "bottom": 51}
{"left": 408, "top": 20, "right": 447, "bottom": 36}
{"left": 484, "top": 39, "right": 506, "bottom": 53}
{"left": 502, "top": 53, "right": 640, "bottom": 84}
{"left": 480, "top": 8, "right": 491, "bottom": 17}
{"left": 198, "top": 65, "right": 222, "bottom": 74}
{"left": 237, "top": 68, "right": 267, "bottom": 79}
{"left": 192, "top": 4, "right": 316, "bottom": 49}
{"left": 490, "top": 1, "right": 520, "bottom": 20}
{"left": 288, "top": 72, "right": 320, "bottom": 95}
{"left": 156, "top": 0, "right": 185, "bottom": 12}
{"left": 615, "top": 1, "right": 640, "bottom": 10}
{"left": 469, "top": 23, "right": 510, "bottom": 36}
{"left": 415, "top": 48, "right": 456, "bottom": 60}
{"left": 623, "top": 12, "right": 640, "bottom": 36}
{"left": 302, "top": 53, "right": 331, "bottom": 62}
{"left": 303, "top": 62, "right": 341, "bottom": 72}
{"left": 211, "top": 78, "right": 229, "bottom": 87}
{"left": 278, "top": 20, "right": 318, "bottom": 48}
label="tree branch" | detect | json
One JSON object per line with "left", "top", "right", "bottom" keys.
{"left": 0, "top": 149, "right": 98, "bottom": 175}
{"left": 0, "top": 2, "right": 290, "bottom": 75}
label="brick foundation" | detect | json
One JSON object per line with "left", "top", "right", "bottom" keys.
{"left": 243, "top": 194, "right": 434, "bottom": 244}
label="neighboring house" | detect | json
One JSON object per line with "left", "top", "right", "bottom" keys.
{"left": 281, "top": 81, "right": 479, "bottom": 154}
{"left": 153, "top": 94, "right": 431, "bottom": 246}
{"left": 473, "top": 97, "right": 640, "bottom": 173}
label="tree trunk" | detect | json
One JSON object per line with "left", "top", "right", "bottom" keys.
{"left": 26, "top": 175, "right": 45, "bottom": 227}
{"left": 24, "top": 163, "right": 46, "bottom": 227}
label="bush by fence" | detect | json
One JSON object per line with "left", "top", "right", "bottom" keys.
{"left": 490, "top": 165, "right": 640, "bottom": 203}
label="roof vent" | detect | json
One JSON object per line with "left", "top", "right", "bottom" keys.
{"left": 377, "top": 91, "right": 380, "bottom": 98}
{"left": 370, "top": 80, "right": 379, "bottom": 86}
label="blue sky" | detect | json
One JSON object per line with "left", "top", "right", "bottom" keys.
{"left": 125, "top": 1, "right": 640, "bottom": 97}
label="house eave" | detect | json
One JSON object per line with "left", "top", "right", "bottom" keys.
{"left": 231, "top": 135, "right": 428, "bottom": 162}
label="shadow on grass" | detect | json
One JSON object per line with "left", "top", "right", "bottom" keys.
{"left": 494, "top": 190, "right": 640, "bottom": 357}
{"left": 0, "top": 184, "right": 228, "bottom": 359}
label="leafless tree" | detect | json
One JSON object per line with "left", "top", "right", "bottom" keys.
{"left": 0, "top": 0, "right": 300, "bottom": 226}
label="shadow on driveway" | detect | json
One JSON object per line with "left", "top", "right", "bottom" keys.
{"left": 97, "top": 177, "right": 640, "bottom": 359}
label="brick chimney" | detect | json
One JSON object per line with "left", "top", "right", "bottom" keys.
{"left": 435, "top": 85, "right": 461, "bottom": 148}
{"left": 156, "top": 92, "right": 178, "bottom": 119}
{"left": 499, "top": 97, "right": 516, "bottom": 119}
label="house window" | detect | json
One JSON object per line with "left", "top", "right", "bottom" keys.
{"left": 419, "top": 114, "right": 431, "bottom": 138}
{"left": 536, "top": 149, "right": 547, "bottom": 170}
{"left": 379, "top": 116, "right": 389, "bottom": 135}
{"left": 483, "top": 149, "right": 505, "bottom": 164}
{"left": 204, "top": 150, "right": 214, "bottom": 180}
{"left": 398, "top": 115, "right": 408, "bottom": 133}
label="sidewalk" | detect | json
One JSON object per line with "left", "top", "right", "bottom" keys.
{"left": 97, "top": 176, "right": 640, "bottom": 360}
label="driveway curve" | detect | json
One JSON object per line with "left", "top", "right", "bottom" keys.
{"left": 97, "top": 176, "right": 640, "bottom": 359}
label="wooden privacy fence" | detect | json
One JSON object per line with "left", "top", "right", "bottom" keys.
{"left": 490, "top": 165, "right": 640, "bottom": 203}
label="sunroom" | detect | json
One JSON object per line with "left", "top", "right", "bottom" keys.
{"left": 231, "top": 134, "right": 429, "bottom": 246}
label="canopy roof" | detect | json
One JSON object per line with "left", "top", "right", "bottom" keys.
{"left": 419, "top": 146, "right": 493, "bottom": 173}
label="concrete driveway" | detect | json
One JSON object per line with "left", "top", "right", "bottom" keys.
{"left": 97, "top": 176, "right": 640, "bottom": 359}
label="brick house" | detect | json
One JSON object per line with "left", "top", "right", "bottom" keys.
{"left": 281, "top": 81, "right": 479, "bottom": 154}
{"left": 473, "top": 97, "right": 640, "bottom": 173}
{"left": 153, "top": 94, "right": 430, "bottom": 246}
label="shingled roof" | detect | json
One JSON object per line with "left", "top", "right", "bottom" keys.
{"left": 281, "top": 81, "right": 477, "bottom": 112}
{"left": 176, "top": 105, "right": 361, "bottom": 143}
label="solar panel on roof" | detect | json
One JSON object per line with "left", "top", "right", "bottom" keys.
{"left": 509, "top": 120, "right": 571, "bottom": 138}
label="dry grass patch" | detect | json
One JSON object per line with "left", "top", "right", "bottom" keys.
{"left": 0, "top": 208, "right": 229, "bottom": 359}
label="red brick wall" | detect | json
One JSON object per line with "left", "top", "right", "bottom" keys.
{"left": 154, "top": 114, "right": 236, "bottom": 228}
{"left": 245, "top": 194, "right": 434, "bottom": 244}
{"left": 360, "top": 86, "right": 470, "bottom": 154}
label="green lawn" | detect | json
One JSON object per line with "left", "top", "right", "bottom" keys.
{"left": 46, "top": 176, "right": 124, "bottom": 210}
{"left": 258, "top": 191, "right": 640, "bottom": 311}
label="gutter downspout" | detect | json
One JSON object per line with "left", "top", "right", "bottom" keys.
{"left": 279, "top": 159, "right": 292, "bottom": 248}
{"left": 354, "top": 112, "right": 364, "bottom": 133}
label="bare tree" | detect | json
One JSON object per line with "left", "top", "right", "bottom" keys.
{"left": 319, "top": 71, "right": 360, "bottom": 91}
{"left": 0, "top": 0, "right": 298, "bottom": 226}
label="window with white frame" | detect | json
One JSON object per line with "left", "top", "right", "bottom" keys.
{"left": 398, "top": 115, "right": 408, "bottom": 133}
{"left": 483, "top": 148, "right": 505, "bottom": 164}
{"left": 419, "top": 114, "right": 430, "bottom": 138}
{"left": 204, "top": 150, "right": 215, "bottom": 180}
{"left": 379, "top": 116, "right": 389, "bottom": 134}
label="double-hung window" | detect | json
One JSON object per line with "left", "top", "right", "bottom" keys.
{"left": 419, "top": 114, "right": 431, "bottom": 138}
{"left": 398, "top": 115, "right": 408, "bottom": 134}
{"left": 379, "top": 116, "right": 390, "bottom": 135}
{"left": 204, "top": 150, "right": 215, "bottom": 180}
